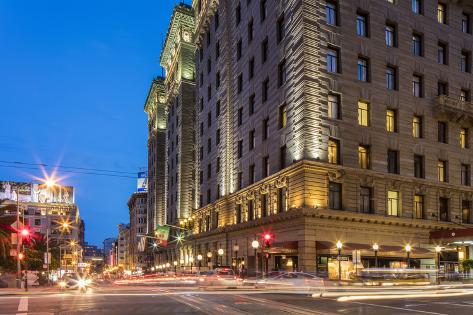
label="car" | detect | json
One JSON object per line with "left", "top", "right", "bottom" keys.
{"left": 198, "top": 268, "right": 242, "bottom": 287}
{"left": 58, "top": 273, "right": 93, "bottom": 292}
{"left": 256, "top": 272, "right": 325, "bottom": 293}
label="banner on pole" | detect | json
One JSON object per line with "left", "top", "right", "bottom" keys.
{"left": 154, "top": 225, "right": 170, "bottom": 246}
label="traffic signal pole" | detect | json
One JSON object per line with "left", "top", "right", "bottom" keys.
{"left": 16, "top": 186, "right": 21, "bottom": 289}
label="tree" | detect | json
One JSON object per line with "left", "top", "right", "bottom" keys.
{"left": 462, "top": 259, "right": 473, "bottom": 273}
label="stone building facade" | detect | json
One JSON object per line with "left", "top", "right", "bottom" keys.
{"left": 152, "top": 0, "right": 473, "bottom": 276}
{"left": 128, "top": 192, "right": 148, "bottom": 270}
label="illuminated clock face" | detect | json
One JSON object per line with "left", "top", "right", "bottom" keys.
{"left": 183, "top": 31, "right": 190, "bottom": 42}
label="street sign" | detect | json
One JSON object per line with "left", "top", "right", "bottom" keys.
{"left": 336, "top": 256, "right": 349, "bottom": 261}
{"left": 11, "top": 233, "right": 18, "bottom": 245}
{"left": 44, "top": 252, "right": 51, "bottom": 264}
{"left": 77, "top": 263, "right": 88, "bottom": 268}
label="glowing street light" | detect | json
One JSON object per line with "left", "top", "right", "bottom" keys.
{"left": 405, "top": 244, "right": 412, "bottom": 268}
{"left": 197, "top": 254, "right": 203, "bottom": 272}
{"left": 435, "top": 246, "right": 442, "bottom": 285}
{"left": 252, "top": 240, "right": 260, "bottom": 275}
{"left": 336, "top": 241, "right": 343, "bottom": 281}
{"left": 218, "top": 248, "right": 224, "bottom": 266}
{"left": 372, "top": 243, "right": 379, "bottom": 268}
{"left": 189, "top": 256, "right": 194, "bottom": 273}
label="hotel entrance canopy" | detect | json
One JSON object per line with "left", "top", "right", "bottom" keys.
{"left": 430, "top": 228, "right": 473, "bottom": 246}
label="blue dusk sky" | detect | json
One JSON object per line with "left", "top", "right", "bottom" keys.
{"left": 0, "top": 0, "right": 189, "bottom": 246}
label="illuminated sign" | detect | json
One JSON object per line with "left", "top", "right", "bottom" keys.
{"left": 137, "top": 172, "right": 148, "bottom": 192}
{"left": 0, "top": 181, "right": 74, "bottom": 204}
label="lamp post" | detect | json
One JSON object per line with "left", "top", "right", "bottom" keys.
{"left": 197, "top": 254, "right": 203, "bottom": 272}
{"left": 173, "top": 261, "right": 177, "bottom": 273}
{"left": 252, "top": 240, "right": 259, "bottom": 277}
{"left": 43, "top": 177, "right": 58, "bottom": 286}
{"left": 189, "top": 256, "right": 194, "bottom": 273}
{"left": 207, "top": 252, "right": 213, "bottom": 270}
{"left": 15, "top": 184, "right": 21, "bottom": 289}
{"left": 233, "top": 243, "right": 240, "bottom": 275}
{"left": 405, "top": 244, "right": 412, "bottom": 268}
{"left": 336, "top": 241, "right": 343, "bottom": 281}
{"left": 180, "top": 259, "right": 184, "bottom": 271}
{"left": 372, "top": 243, "right": 379, "bottom": 268}
{"left": 435, "top": 246, "right": 442, "bottom": 285}
{"left": 218, "top": 248, "right": 224, "bottom": 266}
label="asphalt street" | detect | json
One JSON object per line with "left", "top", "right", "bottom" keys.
{"left": 1, "top": 285, "right": 473, "bottom": 314}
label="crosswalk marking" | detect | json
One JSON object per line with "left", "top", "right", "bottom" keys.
{"left": 16, "top": 296, "right": 28, "bottom": 315}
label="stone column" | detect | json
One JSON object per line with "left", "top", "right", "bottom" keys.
{"left": 297, "top": 223, "right": 317, "bottom": 272}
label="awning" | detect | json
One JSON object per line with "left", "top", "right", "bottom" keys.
{"left": 316, "top": 241, "right": 432, "bottom": 254}
{"left": 430, "top": 228, "right": 473, "bottom": 245}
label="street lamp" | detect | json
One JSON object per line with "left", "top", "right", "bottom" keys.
{"left": 252, "top": 240, "right": 259, "bottom": 277}
{"left": 207, "top": 252, "right": 212, "bottom": 270}
{"left": 218, "top": 248, "right": 224, "bottom": 266}
{"left": 189, "top": 256, "right": 194, "bottom": 273}
{"left": 233, "top": 244, "right": 240, "bottom": 275}
{"left": 405, "top": 244, "right": 412, "bottom": 268}
{"left": 336, "top": 241, "right": 343, "bottom": 281}
{"left": 197, "top": 254, "right": 203, "bottom": 272}
{"left": 372, "top": 243, "right": 379, "bottom": 268}
{"left": 435, "top": 246, "right": 442, "bottom": 285}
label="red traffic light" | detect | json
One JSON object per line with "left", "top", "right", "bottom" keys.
{"left": 20, "top": 229, "right": 30, "bottom": 237}
{"left": 263, "top": 233, "right": 272, "bottom": 241}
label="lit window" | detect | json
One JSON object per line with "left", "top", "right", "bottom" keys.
{"left": 461, "top": 127, "right": 469, "bottom": 148}
{"left": 278, "top": 104, "right": 287, "bottom": 129}
{"left": 414, "top": 195, "right": 424, "bottom": 219}
{"left": 328, "top": 94, "right": 340, "bottom": 119}
{"left": 358, "top": 145, "right": 370, "bottom": 169}
{"left": 386, "top": 109, "right": 396, "bottom": 133}
{"left": 438, "top": 160, "right": 447, "bottom": 182}
{"left": 328, "top": 138, "right": 340, "bottom": 164}
{"left": 412, "top": 115, "right": 422, "bottom": 138}
{"left": 387, "top": 191, "right": 399, "bottom": 216}
{"left": 437, "top": 3, "right": 447, "bottom": 24}
{"left": 358, "top": 101, "right": 369, "bottom": 126}
{"left": 461, "top": 89, "right": 470, "bottom": 102}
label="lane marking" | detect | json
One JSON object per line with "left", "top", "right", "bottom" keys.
{"left": 236, "top": 294, "right": 332, "bottom": 315}
{"left": 348, "top": 301, "right": 448, "bottom": 315}
{"left": 17, "top": 296, "right": 28, "bottom": 315}
{"left": 168, "top": 293, "right": 251, "bottom": 315}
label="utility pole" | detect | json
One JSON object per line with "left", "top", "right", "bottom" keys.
{"left": 16, "top": 186, "right": 21, "bottom": 289}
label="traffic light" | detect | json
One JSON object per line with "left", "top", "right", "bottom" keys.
{"left": 263, "top": 233, "right": 272, "bottom": 248}
{"left": 18, "top": 253, "right": 25, "bottom": 260}
{"left": 20, "top": 228, "right": 30, "bottom": 237}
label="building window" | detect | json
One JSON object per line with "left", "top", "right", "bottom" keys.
{"left": 248, "top": 18, "right": 253, "bottom": 42}
{"left": 260, "top": 0, "right": 267, "bottom": 23}
{"left": 412, "top": 33, "right": 422, "bottom": 56}
{"left": 385, "top": 23, "right": 396, "bottom": 47}
{"left": 326, "top": 1, "right": 338, "bottom": 26}
{"left": 438, "top": 160, "right": 447, "bottom": 182}
{"left": 356, "top": 11, "right": 368, "bottom": 37}
{"left": 461, "top": 127, "right": 469, "bottom": 148}
{"left": 262, "top": 78, "right": 269, "bottom": 102}
{"left": 414, "top": 154, "right": 424, "bottom": 179}
{"left": 237, "top": 39, "right": 242, "bottom": 60}
{"left": 359, "top": 187, "right": 373, "bottom": 214}
{"left": 262, "top": 118, "right": 269, "bottom": 140}
{"left": 386, "top": 66, "right": 397, "bottom": 90}
{"left": 249, "top": 129, "right": 255, "bottom": 150}
{"left": 249, "top": 94, "right": 255, "bottom": 115}
{"left": 278, "top": 59, "right": 287, "bottom": 87}
{"left": 461, "top": 51, "right": 471, "bottom": 73}
{"left": 439, "top": 197, "right": 449, "bottom": 222}
{"left": 249, "top": 57, "right": 255, "bottom": 79}
{"left": 237, "top": 171, "right": 243, "bottom": 190}
{"left": 328, "top": 138, "right": 340, "bottom": 164}
{"left": 358, "top": 145, "right": 370, "bottom": 169}
{"left": 412, "top": 74, "right": 422, "bottom": 97}
{"left": 438, "top": 121, "right": 448, "bottom": 143}
{"left": 328, "top": 94, "right": 340, "bottom": 119}
{"left": 216, "top": 100, "right": 221, "bottom": 117}
{"left": 277, "top": 13, "right": 285, "bottom": 43}
{"left": 207, "top": 58, "right": 211, "bottom": 73}
{"left": 216, "top": 157, "right": 220, "bottom": 173}
{"left": 216, "top": 71, "right": 221, "bottom": 88}
{"left": 207, "top": 163, "right": 212, "bottom": 179}
{"left": 387, "top": 191, "right": 399, "bottom": 216}
{"left": 236, "top": 204, "right": 242, "bottom": 223}
{"left": 207, "top": 138, "right": 212, "bottom": 153}
{"left": 358, "top": 100, "right": 369, "bottom": 126}
{"left": 238, "top": 140, "right": 243, "bottom": 158}
{"left": 357, "top": 57, "right": 369, "bottom": 81}
{"left": 414, "top": 195, "right": 424, "bottom": 219}
{"left": 386, "top": 109, "right": 397, "bottom": 133}
{"left": 263, "top": 156, "right": 269, "bottom": 177}
{"left": 387, "top": 150, "right": 399, "bottom": 174}
{"left": 236, "top": 2, "right": 241, "bottom": 25}
{"left": 462, "top": 13, "right": 470, "bottom": 34}
{"left": 249, "top": 164, "right": 255, "bottom": 185}
{"left": 461, "top": 89, "right": 471, "bottom": 102}
{"left": 280, "top": 145, "right": 286, "bottom": 169}
{"left": 208, "top": 111, "right": 212, "bottom": 127}
{"left": 261, "top": 37, "right": 268, "bottom": 63}
{"left": 412, "top": 0, "right": 421, "bottom": 14}
{"left": 413, "top": 115, "right": 423, "bottom": 138}
{"left": 437, "top": 3, "right": 447, "bottom": 24}
{"left": 327, "top": 47, "right": 339, "bottom": 73}
{"left": 237, "top": 73, "right": 243, "bottom": 93}
{"left": 261, "top": 194, "right": 268, "bottom": 217}
{"left": 462, "top": 200, "right": 471, "bottom": 223}
{"left": 329, "top": 182, "right": 342, "bottom": 210}
{"left": 248, "top": 200, "right": 255, "bottom": 220}
{"left": 278, "top": 104, "right": 287, "bottom": 129}
{"left": 462, "top": 164, "right": 471, "bottom": 186}
{"left": 238, "top": 108, "right": 243, "bottom": 126}
{"left": 437, "top": 42, "right": 447, "bottom": 65}
{"left": 216, "top": 41, "right": 220, "bottom": 59}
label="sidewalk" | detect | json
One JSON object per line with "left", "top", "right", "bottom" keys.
{"left": 0, "top": 286, "right": 59, "bottom": 296}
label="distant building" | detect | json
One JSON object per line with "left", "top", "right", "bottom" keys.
{"left": 103, "top": 237, "right": 117, "bottom": 265}
{"left": 117, "top": 223, "right": 130, "bottom": 268}
{"left": 128, "top": 192, "right": 147, "bottom": 270}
